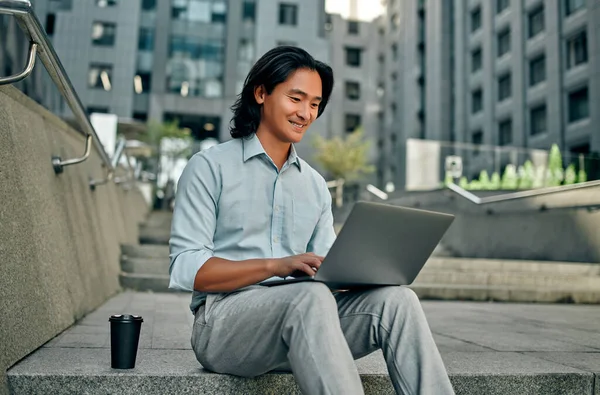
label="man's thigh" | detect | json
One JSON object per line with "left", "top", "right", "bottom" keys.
{"left": 335, "top": 286, "right": 418, "bottom": 359}
{"left": 192, "top": 282, "right": 332, "bottom": 377}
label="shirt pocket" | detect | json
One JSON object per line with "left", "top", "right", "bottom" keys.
{"left": 292, "top": 199, "right": 321, "bottom": 254}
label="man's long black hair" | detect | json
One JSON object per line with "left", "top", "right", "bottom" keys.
{"left": 229, "top": 46, "right": 334, "bottom": 139}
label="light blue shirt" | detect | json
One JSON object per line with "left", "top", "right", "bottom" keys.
{"left": 169, "top": 133, "right": 337, "bottom": 312}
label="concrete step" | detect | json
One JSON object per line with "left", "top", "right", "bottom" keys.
{"left": 119, "top": 272, "right": 173, "bottom": 293}
{"left": 410, "top": 283, "right": 600, "bottom": 303}
{"left": 424, "top": 257, "right": 600, "bottom": 276}
{"left": 121, "top": 256, "right": 169, "bottom": 276}
{"left": 143, "top": 210, "right": 173, "bottom": 228}
{"left": 138, "top": 225, "right": 170, "bottom": 245}
{"left": 7, "top": 292, "right": 600, "bottom": 395}
{"left": 8, "top": 348, "right": 596, "bottom": 395}
{"left": 121, "top": 244, "right": 169, "bottom": 260}
{"left": 415, "top": 269, "right": 600, "bottom": 288}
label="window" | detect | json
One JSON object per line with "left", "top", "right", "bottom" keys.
{"left": 345, "top": 47, "right": 362, "bottom": 67}
{"left": 348, "top": 20, "right": 359, "bottom": 35}
{"left": 472, "top": 89, "right": 483, "bottom": 114}
{"left": 141, "top": 0, "right": 156, "bottom": 11}
{"left": 567, "top": 31, "right": 588, "bottom": 68}
{"left": 87, "top": 106, "right": 109, "bottom": 114}
{"left": 391, "top": 13, "right": 400, "bottom": 31}
{"left": 133, "top": 112, "right": 148, "bottom": 122}
{"left": 565, "top": 0, "right": 585, "bottom": 16}
{"left": 277, "top": 41, "right": 297, "bottom": 47}
{"left": 138, "top": 28, "right": 154, "bottom": 51}
{"left": 472, "top": 48, "right": 482, "bottom": 72}
{"left": 345, "top": 81, "right": 360, "bottom": 100}
{"left": 391, "top": 43, "right": 398, "bottom": 61}
{"left": 91, "top": 22, "right": 116, "bottom": 46}
{"left": 88, "top": 64, "right": 113, "bottom": 91}
{"left": 530, "top": 105, "right": 547, "bottom": 136}
{"left": 471, "top": 7, "right": 481, "bottom": 32}
{"left": 211, "top": 2, "right": 227, "bottom": 23}
{"left": 345, "top": 114, "right": 362, "bottom": 133}
{"left": 325, "top": 13, "right": 333, "bottom": 31}
{"left": 472, "top": 131, "right": 483, "bottom": 159}
{"left": 498, "top": 119, "right": 512, "bottom": 146}
{"left": 134, "top": 72, "right": 152, "bottom": 94}
{"left": 496, "top": 0, "right": 509, "bottom": 14}
{"left": 45, "top": 14, "right": 56, "bottom": 36}
{"left": 242, "top": 1, "right": 256, "bottom": 22}
{"left": 528, "top": 7, "right": 544, "bottom": 38}
{"left": 497, "top": 29, "right": 510, "bottom": 57}
{"left": 279, "top": 3, "right": 298, "bottom": 26}
{"left": 498, "top": 73, "right": 511, "bottom": 101}
{"left": 167, "top": 36, "right": 225, "bottom": 98}
{"left": 529, "top": 55, "right": 545, "bottom": 86}
{"left": 96, "top": 0, "right": 116, "bottom": 7}
{"left": 172, "top": 1, "right": 227, "bottom": 23}
{"left": 568, "top": 87, "right": 589, "bottom": 123}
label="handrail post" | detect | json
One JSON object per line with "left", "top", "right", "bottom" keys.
{"left": 0, "top": 0, "right": 115, "bottom": 181}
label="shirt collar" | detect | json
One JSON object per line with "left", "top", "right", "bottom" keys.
{"left": 242, "top": 133, "right": 302, "bottom": 171}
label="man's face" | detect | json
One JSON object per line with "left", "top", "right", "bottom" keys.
{"left": 255, "top": 68, "right": 323, "bottom": 144}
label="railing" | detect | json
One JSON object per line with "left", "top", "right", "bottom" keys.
{"left": 447, "top": 180, "right": 600, "bottom": 205}
{"left": 0, "top": 0, "right": 115, "bottom": 185}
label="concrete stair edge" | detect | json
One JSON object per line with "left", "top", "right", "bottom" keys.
{"left": 410, "top": 283, "right": 600, "bottom": 303}
{"left": 7, "top": 348, "right": 596, "bottom": 395}
{"left": 121, "top": 244, "right": 169, "bottom": 259}
{"left": 425, "top": 257, "right": 600, "bottom": 275}
{"left": 119, "top": 272, "right": 175, "bottom": 293}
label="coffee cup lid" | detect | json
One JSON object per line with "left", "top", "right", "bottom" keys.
{"left": 109, "top": 314, "right": 143, "bottom": 322}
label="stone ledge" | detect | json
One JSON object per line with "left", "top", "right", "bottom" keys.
{"left": 121, "top": 244, "right": 169, "bottom": 259}
{"left": 7, "top": 348, "right": 597, "bottom": 395}
{"left": 411, "top": 283, "right": 600, "bottom": 303}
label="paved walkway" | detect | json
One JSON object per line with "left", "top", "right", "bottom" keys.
{"left": 8, "top": 291, "right": 600, "bottom": 394}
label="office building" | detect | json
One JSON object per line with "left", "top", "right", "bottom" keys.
{"left": 380, "top": 0, "right": 600, "bottom": 188}
{"left": 40, "top": 0, "right": 328, "bottom": 159}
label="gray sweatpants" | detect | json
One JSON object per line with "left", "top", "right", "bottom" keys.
{"left": 191, "top": 282, "right": 454, "bottom": 395}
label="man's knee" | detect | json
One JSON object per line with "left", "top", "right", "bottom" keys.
{"left": 290, "top": 282, "right": 337, "bottom": 311}
{"left": 373, "top": 286, "right": 421, "bottom": 310}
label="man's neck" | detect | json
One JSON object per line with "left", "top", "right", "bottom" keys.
{"left": 255, "top": 128, "right": 291, "bottom": 170}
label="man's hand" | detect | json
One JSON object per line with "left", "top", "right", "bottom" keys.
{"left": 268, "top": 253, "right": 325, "bottom": 278}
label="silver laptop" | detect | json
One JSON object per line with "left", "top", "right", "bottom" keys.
{"left": 262, "top": 201, "right": 455, "bottom": 289}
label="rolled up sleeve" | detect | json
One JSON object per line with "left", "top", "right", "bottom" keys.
{"left": 307, "top": 177, "right": 337, "bottom": 257}
{"left": 169, "top": 153, "right": 220, "bottom": 291}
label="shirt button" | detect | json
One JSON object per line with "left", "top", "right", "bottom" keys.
{"left": 273, "top": 236, "right": 279, "bottom": 243}
{"left": 274, "top": 205, "right": 280, "bottom": 212}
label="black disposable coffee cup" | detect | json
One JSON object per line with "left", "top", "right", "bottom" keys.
{"left": 109, "top": 314, "right": 143, "bottom": 369}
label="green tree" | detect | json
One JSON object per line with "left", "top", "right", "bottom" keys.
{"left": 490, "top": 172, "right": 501, "bottom": 190}
{"left": 564, "top": 164, "right": 577, "bottom": 185}
{"left": 478, "top": 170, "right": 491, "bottom": 190}
{"left": 578, "top": 168, "right": 588, "bottom": 183}
{"left": 142, "top": 119, "right": 193, "bottom": 159}
{"left": 312, "top": 128, "right": 375, "bottom": 182}
{"left": 518, "top": 160, "right": 535, "bottom": 189}
{"left": 545, "top": 144, "right": 564, "bottom": 187}
{"left": 501, "top": 164, "right": 518, "bottom": 189}
{"left": 459, "top": 176, "right": 469, "bottom": 189}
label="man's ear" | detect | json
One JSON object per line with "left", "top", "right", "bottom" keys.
{"left": 254, "top": 85, "right": 266, "bottom": 105}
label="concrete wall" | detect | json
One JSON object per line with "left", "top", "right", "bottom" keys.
{"left": 386, "top": 187, "right": 600, "bottom": 263}
{"left": 0, "top": 86, "right": 149, "bottom": 395}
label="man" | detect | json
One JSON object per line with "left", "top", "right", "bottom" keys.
{"left": 169, "top": 46, "right": 454, "bottom": 395}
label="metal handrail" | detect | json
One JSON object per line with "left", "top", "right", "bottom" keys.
{"left": 447, "top": 180, "right": 600, "bottom": 205}
{"left": 0, "top": 0, "right": 114, "bottom": 179}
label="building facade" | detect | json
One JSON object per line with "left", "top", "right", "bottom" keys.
{"left": 42, "top": 0, "right": 329, "bottom": 160}
{"left": 380, "top": 0, "right": 600, "bottom": 188}
{"left": 0, "top": 0, "right": 63, "bottom": 113}
{"left": 324, "top": 13, "right": 384, "bottom": 180}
